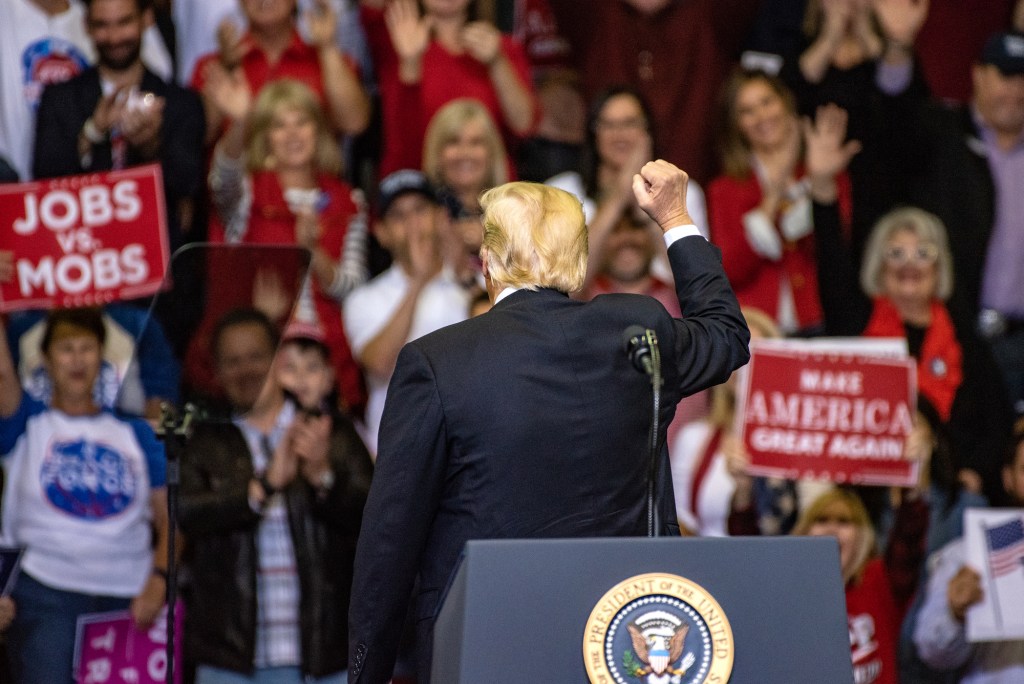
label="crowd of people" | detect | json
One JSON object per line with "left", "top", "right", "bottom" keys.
{"left": 2, "top": 0, "right": 1024, "bottom": 683}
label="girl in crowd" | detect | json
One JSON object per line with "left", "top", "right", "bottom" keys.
{"left": 205, "top": 74, "right": 368, "bottom": 414}
{"left": 360, "top": 0, "right": 537, "bottom": 176}
{"left": 422, "top": 98, "right": 508, "bottom": 291}
{"left": 709, "top": 68, "right": 852, "bottom": 337}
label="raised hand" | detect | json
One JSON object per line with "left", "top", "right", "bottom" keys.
{"left": 803, "top": 104, "right": 861, "bottom": 187}
{"left": 631, "top": 160, "right": 692, "bottom": 232}
{"left": 408, "top": 220, "right": 443, "bottom": 284}
{"left": 873, "top": 0, "right": 929, "bottom": 47}
{"left": 291, "top": 414, "right": 333, "bottom": 486}
{"left": 91, "top": 86, "right": 129, "bottom": 137}
{"left": 203, "top": 61, "right": 252, "bottom": 122}
{"left": 461, "top": 21, "right": 502, "bottom": 66}
{"left": 386, "top": 0, "right": 431, "bottom": 63}
{"left": 216, "top": 17, "right": 247, "bottom": 70}
{"left": 306, "top": 0, "right": 338, "bottom": 50}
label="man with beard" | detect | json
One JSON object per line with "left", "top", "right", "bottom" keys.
{"left": 32, "top": 0, "right": 204, "bottom": 252}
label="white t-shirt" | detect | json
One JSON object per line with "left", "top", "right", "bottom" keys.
{"left": 344, "top": 265, "right": 468, "bottom": 454}
{"left": 0, "top": 0, "right": 172, "bottom": 181}
{"left": 0, "top": 395, "right": 166, "bottom": 596}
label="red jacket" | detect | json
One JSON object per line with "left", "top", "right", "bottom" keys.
{"left": 708, "top": 169, "right": 852, "bottom": 331}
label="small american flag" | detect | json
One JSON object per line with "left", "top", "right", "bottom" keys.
{"left": 985, "top": 518, "right": 1024, "bottom": 578}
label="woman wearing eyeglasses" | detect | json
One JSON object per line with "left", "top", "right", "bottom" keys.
{"left": 807, "top": 98, "right": 1014, "bottom": 501}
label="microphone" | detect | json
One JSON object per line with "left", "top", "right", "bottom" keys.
{"left": 622, "top": 325, "right": 654, "bottom": 376}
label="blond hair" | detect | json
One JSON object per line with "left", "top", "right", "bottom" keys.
{"left": 246, "top": 79, "right": 341, "bottom": 176}
{"left": 422, "top": 98, "right": 508, "bottom": 190}
{"left": 480, "top": 183, "right": 587, "bottom": 293}
{"left": 792, "top": 488, "right": 876, "bottom": 584}
{"left": 860, "top": 207, "right": 954, "bottom": 300}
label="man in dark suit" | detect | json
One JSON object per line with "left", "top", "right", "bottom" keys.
{"left": 347, "top": 161, "right": 750, "bottom": 683}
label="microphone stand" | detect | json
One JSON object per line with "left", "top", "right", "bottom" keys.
{"left": 641, "top": 330, "right": 663, "bottom": 538}
{"left": 155, "top": 403, "right": 198, "bottom": 684}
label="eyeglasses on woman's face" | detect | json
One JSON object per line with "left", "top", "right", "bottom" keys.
{"left": 883, "top": 243, "right": 938, "bottom": 267}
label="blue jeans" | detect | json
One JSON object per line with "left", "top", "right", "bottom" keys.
{"left": 7, "top": 572, "right": 132, "bottom": 684}
{"left": 196, "top": 665, "right": 347, "bottom": 684}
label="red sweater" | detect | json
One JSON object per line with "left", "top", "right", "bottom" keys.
{"left": 361, "top": 6, "right": 537, "bottom": 177}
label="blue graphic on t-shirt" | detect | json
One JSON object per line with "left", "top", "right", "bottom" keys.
{"left": 21, "top": 37, "right": 90, "bottom": 109}
{"left": 40, "top": 439, "right": 137, "bottom": 519}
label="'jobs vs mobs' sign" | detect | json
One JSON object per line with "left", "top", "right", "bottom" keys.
{"left": 736, "top": 341, "right": 919, "bottom": 487}
{"left": 0, "top": 164, "right": 168, "bottom": 312}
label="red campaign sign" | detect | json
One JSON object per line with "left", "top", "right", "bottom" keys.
{"left": 0, "top": 164, "right": 169, "bottom": 312}
{"left": 736, "top": 344, "right": 919, "bottom": 487}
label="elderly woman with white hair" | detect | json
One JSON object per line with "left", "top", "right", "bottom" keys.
{"left": 805, "top": 104, "right": 1013, "bottom": 502}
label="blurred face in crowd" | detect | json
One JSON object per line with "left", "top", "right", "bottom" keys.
{"left": 380, "top": 193, "right": 444, "bottom": 267}
{"left": 241, "top": 0, "right": 296, "bottom": 30}
{"left": 806, "top": 498, "right": 862, "bottom": 581}
{"left": 973, "top": 64, "right": 1024, "bottom": 139}
{"left": 1003, "top": 441, "right": 1024, "bottom": 505}
{"left": 734, "top": 78, "right": 795, "bottom": 154}
{"left": 216, "top": 322, "right": 276, "bottom": 412}
{"left": 268, "top": 106, "right": 317, "bottom": 172}
{"left": 880, "top": 228, "right": 939, "bottom": 310}
{"left": 602, "top": 213, "right": 654, "bottom": 285}
{"left": 439, "top": 116, "right": 491, "bottom": 195}
{"left": 86, "top": 0, "right": 147, "bottom": 71}
{"left": 275, "top": 342, "right": 333, "bottom": 411}
{"left": 595, "top": 94, "right": 649, "bottom": 172}
{"left": 44, "top": 327, "right": 103, "bottom": 407}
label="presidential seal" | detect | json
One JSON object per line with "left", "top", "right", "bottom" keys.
{"left": 583, "top": 573, "right": 734, "bottom": 684}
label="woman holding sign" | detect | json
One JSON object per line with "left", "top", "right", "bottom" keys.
{"left": 204, "top": 74, "right": 369, "bottom": 415}
{"left": 0, "top": 308, "right": 169, "bottom": 684}
{"left": 806, "top": 100, "right": 1014, "bottom": 505}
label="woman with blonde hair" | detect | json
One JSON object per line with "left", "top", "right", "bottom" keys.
{"left": 204, "top": 75, "right": 369, "bottom": 412}
{"left": 795, "top": 484, "right": 929, "bottom": 684}
{"left": 422, "top": 98, "right": 509, "bottom": 290}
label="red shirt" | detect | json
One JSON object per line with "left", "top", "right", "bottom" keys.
{"left": 846, "top": 559, "right": 900, "bottom": 684}
{"left": 191, "top": 30, "right": 332, "bottom": 115}
{"left": 361, "top": 6, "right": 538, "bottom": 177}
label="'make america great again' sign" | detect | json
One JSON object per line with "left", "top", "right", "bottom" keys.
{"left": 736, "top": 340, "right": 918, "bottom": 487}
{"left": 0, "top": 165, "right": 168, "bottom": 312}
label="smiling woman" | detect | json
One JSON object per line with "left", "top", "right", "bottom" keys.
{"left": 203, "top": 76, "right": 369, "bottom": 413}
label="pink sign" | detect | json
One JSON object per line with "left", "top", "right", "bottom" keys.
{"left": 737, "top": 344, "right": 919, "bottom": 487}
{"left": 0, "top": 165, "right": 169, "bottom": 312}
{"left": 74, "top": 603, "right": 183, "bottom": 684}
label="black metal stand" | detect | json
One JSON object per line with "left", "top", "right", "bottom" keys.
{"left": 154, "top": 403, "right": 197, "bottom": 684}
{"left": 642, "top": 330, "right": 663, "bottom": 537}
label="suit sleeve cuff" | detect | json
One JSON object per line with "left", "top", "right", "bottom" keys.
{"left": 663, "top": 224, "right": 705, "bottom": 247}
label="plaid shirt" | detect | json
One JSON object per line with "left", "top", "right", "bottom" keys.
{"left": 236, "top": 402, "right": 301, "bottom": 668}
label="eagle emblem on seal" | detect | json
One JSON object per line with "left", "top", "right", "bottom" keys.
{"left": 623, "top": 611, "right": 696, "bottom": 683}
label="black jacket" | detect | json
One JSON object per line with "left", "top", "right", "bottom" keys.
{"left": 33, "top": 66, "right": 205, "bottom": 251}
{"left": 179, "top": 408, "right": 373, "bottom": 677}
{"left": 347, "top": 235, "right": 750, "bottom": 683}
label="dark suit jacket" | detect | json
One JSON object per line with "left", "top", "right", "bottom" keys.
{"left": 347, "top": 235, "right": 750, "bottom": 683}
{"left": 32, "top": 67, "right": 205, "bottom": 251}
